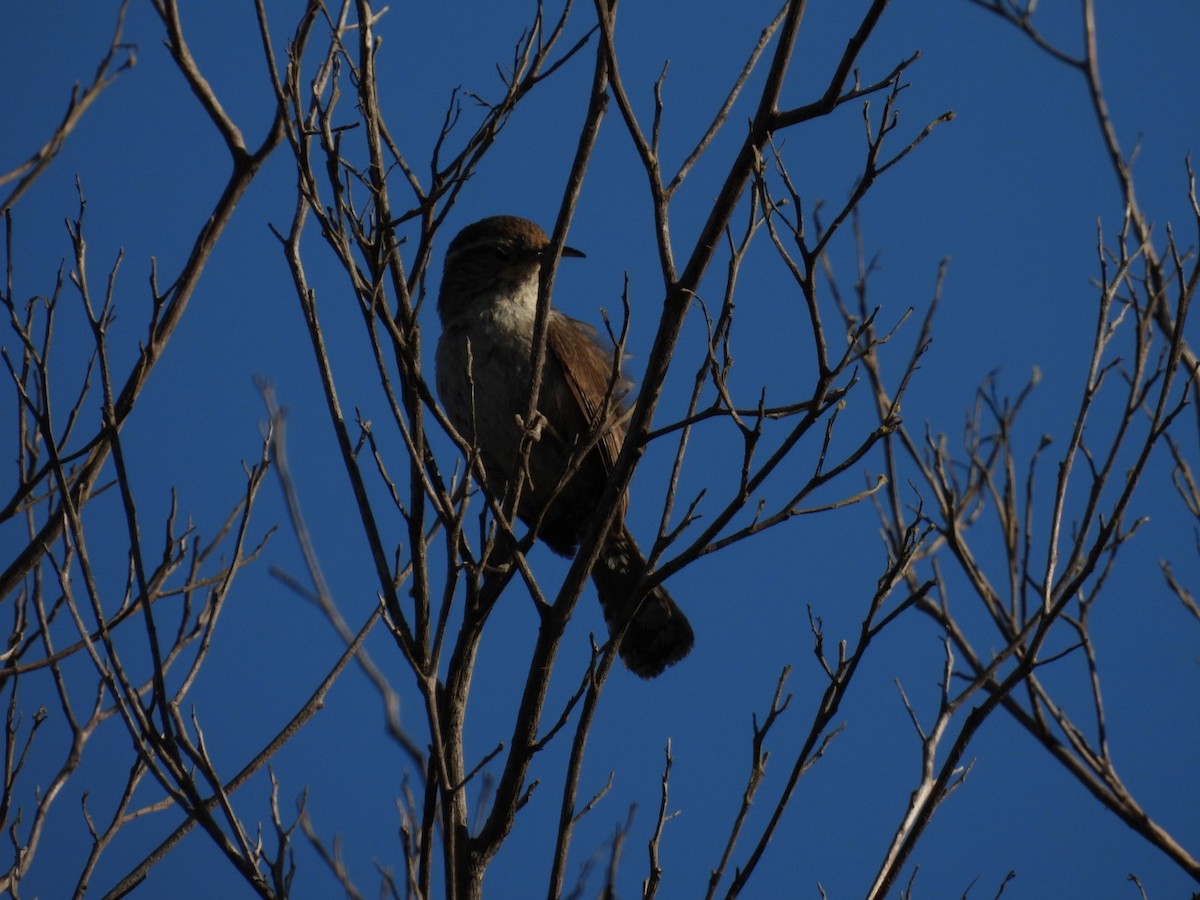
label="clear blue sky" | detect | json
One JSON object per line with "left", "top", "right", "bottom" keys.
{"left": 2, "top": 1, "right": 1197, "bottom": 897}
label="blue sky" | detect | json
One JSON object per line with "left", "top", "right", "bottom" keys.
{"left": 2, "top": 1, "right": 1198, "bottom": 897}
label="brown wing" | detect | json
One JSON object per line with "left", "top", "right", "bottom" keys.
{"left": 543, "top": 312, "right": 631, "bottom": 515}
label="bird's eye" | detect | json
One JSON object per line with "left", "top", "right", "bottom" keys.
{"left": 490, "top": 245, "right": 513, "bottom": 262}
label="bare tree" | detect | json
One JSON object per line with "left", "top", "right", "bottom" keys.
{"left": 0, "top": 1, "right": 1195, "bottom": 898}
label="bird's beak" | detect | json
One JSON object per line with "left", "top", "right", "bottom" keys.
{"left": 543, "top": 244, "right": 585, "bottom": 260}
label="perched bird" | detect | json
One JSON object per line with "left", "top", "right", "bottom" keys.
{"left": 435, "top": 215, "right": 693, "bottom": 677}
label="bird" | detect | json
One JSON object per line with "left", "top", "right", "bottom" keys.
{"left": 435, "top": 215, "right": 694, "bottom": 678}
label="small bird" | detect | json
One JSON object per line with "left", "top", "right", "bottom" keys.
{"left": 435, "top": 215, "right": 694, "bottom": 678}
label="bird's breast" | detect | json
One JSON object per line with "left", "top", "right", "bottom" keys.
{"left": 436, "top": 308, "right": 535, "bottom": 462}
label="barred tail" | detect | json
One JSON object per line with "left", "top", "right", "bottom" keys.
{"left": 591, "top": 526, "right": 694, "bottom": 678}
